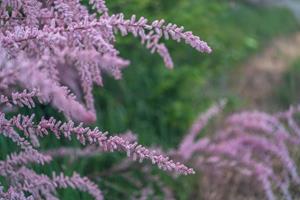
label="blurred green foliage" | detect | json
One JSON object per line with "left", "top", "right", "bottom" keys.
{"left": 1, "top": 1, "right": 299, "bottom": 199}
{"left": 275, "top": 60, "right": 300, "bottom": 109}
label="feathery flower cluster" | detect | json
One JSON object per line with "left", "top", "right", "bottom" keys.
{"left": 45, "top": 131, "right": 138, "bottom": 159}
{"left": 173, "top": 102, "right": 300, "bottom": 200}
{"left": 0, "top": 89, "right": 40, "bottom": 108}
{"left": 0, "top": 97, "right": 194, "bottom": 199}
{"left": 0, "top": 0, "right": 211, "bottom": 123}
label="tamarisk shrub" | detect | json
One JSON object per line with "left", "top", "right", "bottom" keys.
{"left": 173, "top": 101, "right": 300, "bottom": 200}
{"left": 0, "top": 0, "right": 212, "bottom": 199}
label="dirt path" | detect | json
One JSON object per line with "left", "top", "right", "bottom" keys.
{"left": 233, "top": 32, "right": 300, "bottom": 109}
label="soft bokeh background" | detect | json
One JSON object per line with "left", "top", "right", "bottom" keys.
{"left": 2, "top": 0, "right": 300, "bottom": 199}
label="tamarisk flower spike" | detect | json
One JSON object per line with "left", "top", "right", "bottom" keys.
{"left": 1, "top": 111, "right": 195, "bottom": 175}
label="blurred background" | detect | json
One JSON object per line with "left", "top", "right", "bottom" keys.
{"left": 3, "top": 0, "right": 300, "bottom": 199}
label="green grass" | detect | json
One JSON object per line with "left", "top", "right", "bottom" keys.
{"left": 1, "top": 1, "right": 300, "bottom": 199}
